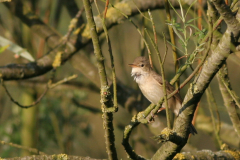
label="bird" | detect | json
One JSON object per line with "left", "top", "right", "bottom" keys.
{"left": 129, "top": 56, "right": 197, "bottom": 135}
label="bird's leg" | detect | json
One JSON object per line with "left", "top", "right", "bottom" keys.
{"left": 147, "top": 107, "right": 166, "bottom": 123}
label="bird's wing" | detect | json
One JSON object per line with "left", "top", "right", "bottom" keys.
{"left": 151, "top": 71, "right": 182, "bottom": 103}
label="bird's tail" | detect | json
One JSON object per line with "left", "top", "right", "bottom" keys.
{"left": 190, "top": 123, "right": 197, "bottom": 135}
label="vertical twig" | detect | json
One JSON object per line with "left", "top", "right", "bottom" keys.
{"left": 103, "top": 0, "right": 109, "bottom": 18}
{"left": 148, "top": 10, "right": 157, "bottom": 68}
{"left": 206, "top": 88, "right": 223, "bottom": 148}
{"left": 164, "top": 0, "right": 179, "bottom": 89}
{"left": 140, "top": 15, "right": 146, "bottom": 57}
{"left": 145, "top": 28, "right": 172, "bottom": 129}
{"left": 107, "top": 3, "right": 152, "bottom": 64}
{"left": 217, "top": 64, "right": 240, "bottom": 138}
{"left": 197, "top": 0, "right": 202, "bottom": 30}
{"left": 94, "top": 0, "right": 118, "bottom": 110}
{"left": 162, "top": 32, "right": 172, "bottom": 128}
{"left": 82, "top": 0, "right": 118, "bottom": 159}
{"left": 102, "top": 0, "right": 118, "bottom": 110}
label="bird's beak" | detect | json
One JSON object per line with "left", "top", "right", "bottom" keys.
{"left": 128, "top": 64, "right": 138, "bottom": 67}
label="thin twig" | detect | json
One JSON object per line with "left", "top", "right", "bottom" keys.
{"left": 48, "top": 74, "right": 78, "bottom": 89}
{"left": 0, "top": 140, "right": 45, "bottom": 155}
{"left": 153, "top": 20, "right": 212, "bottom": 116}
{"left": 206, "top": 87, "right": 223, "bottom": 148}
{"left": 1, "top": 79, "right": 49, "bottom": 108}
{"left": 96, "top": 0, "right": 118, "bottom": 110}
{"left": 145, "top": 28, "right": 172, "bottom": 129}
{"left": 94, "top": 0, "right": 118, "bottom": 111}
{"left": 219, "top": 75, "right": 240, "bottom": 108}
{"left": 83, "top": 0, "right": 118, "bottom": 160}
{"left": 217, "top": 64, "right": 240, "bottom": 138}
{"left": 140, "top": 15, "right": 146, "bottom": 57}
{"left": 197, "top": 0, "right": 202, "bottom": 30}
{"left": 164, "top": 0, "right": 179, "bottom": 89}
{"left": 131, "top": 0, "right": 151, "bottom": 21}
{"left": 107, "top": 2, "right": 152, "bottom": 58}
{"left": 63, "top": 4, "right": 85, "bottom": 44}
{"left": 122, "top": 43, "right": 210, "bottom": 158}
{"left": 103, "top": 0, "right": 109, "bottom": 18}
{"left": 162, "top": 33, "right": 168, "bottom": 65}
{"left": 122, "top": 13, "right": 212, "bottom": 158}
{"left": 147, "top": 10, "right": 156, "bottom": 68}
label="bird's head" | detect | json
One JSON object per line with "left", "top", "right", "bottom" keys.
{"left": 129, "top": 56, "right": 152, "bottom": 82}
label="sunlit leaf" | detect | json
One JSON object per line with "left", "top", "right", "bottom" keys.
{"left": 0, "top": 36, "right": 35, "bottom": 62}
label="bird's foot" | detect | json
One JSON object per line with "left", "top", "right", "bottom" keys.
{"left": 147, "top": 110, "right": 157, "bottom": 123}
{"left": 148, "top": 114, "right": 155, "bottom": 123}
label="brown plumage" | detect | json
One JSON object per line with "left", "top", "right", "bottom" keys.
{"left": 129, "top": 56, "right": 197, "bottom": 135}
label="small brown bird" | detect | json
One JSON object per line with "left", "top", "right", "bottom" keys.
{"left": 129, "top": 56, "right": 197, "bottom": 135}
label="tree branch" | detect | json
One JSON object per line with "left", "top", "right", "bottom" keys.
{"left": 217, "top": 64, "right": 240, "bottom": 138}
{"left": 0, "top": 0, "right": 177, "bottom": 81}
{"left": 83, "top": 0, "right": 118, "bottom": 159}
{"left": 152, "top": 1, "right": 240, "bottom": 159}
{"left": 173, "top": 148, "right": 240, "bottom": 159}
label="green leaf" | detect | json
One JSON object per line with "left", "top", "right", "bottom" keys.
{"left": 0, "top": 36, "right": 35, "bottom": 62}
{"left": 186, "top": 24, "right": 202, "bottom": 32}
{"left": 167, "top": 0, "right": 183, "bottom": 22}
{"left": 177, "top": 0, "right": 185, "bottom": 22}
{"left": 171, "top": 27, "right": 185, "bottom": 43}
{"left": 167, "top": 40, "right": 184, "bottom": 54}
{"left": 176, "top": 27, "right": 184, "bottom": 32}
{"left": 178, "top": 39, "right": 186, "bottom": 48}
{"left": 186, "top": 17, "right": 199, "bottom": 24}
{"left": 185, "top": 0, "right": 198, "bottom": 19}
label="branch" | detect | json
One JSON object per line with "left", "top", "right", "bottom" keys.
{"left": 0, "top": 0, "right": 177, "bottom": 81}
{"left": 164, "top": 0, "right": 179, "bottom": 88}
{"left": 152, "top": 1, "right": 240, "bottom": 159}
{"left": 212, "top": 0, "right": 240, "bottom": 39}
{"left": 217, "top": 64, "right": 240, "bottom": 138}
{"left": 206, "top": 87, "right": 223, "bottom": 147}
{"left": 4, "top": 154, "right": 107, "bottom": 160}
{"left": 122, "top": 24, "right": 212, "bottom": 159}
{"left": 83, "top": 0, "right": 118, "bottom": 159}
{"left": 173, "top": 148, "right": 240, "bottom": 159}
{"left": 0, "top": 140, "right": 45, "bottom": 155}
{"left": 63, "top": 0, "right": 80, "bottom": 18}
{"left": 1, "top": 1, "right": 76, "bottom": 80}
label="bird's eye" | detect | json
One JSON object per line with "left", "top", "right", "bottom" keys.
{"left": 140, "top": 64, "right": 144, "bottom": 67}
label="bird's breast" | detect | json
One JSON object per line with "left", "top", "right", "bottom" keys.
{"left": 138, "top": 76, "right": 164, "bottom": 104}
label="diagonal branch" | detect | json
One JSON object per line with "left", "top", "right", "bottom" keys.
{"left": 174, "top": 148, "right": 240, "bottom": 159}
{"left": 217, "top": 64, "right": 240, "bottom": 138}
{"left": 152, "top": 1, "right": 240, "bottom": 159}
{"left": 0, "top": 0, "right": 178, "bottom": 81}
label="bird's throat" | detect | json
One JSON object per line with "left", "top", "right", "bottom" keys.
{"left": 131, "top": 68, "right": 149, "bottom": 84}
